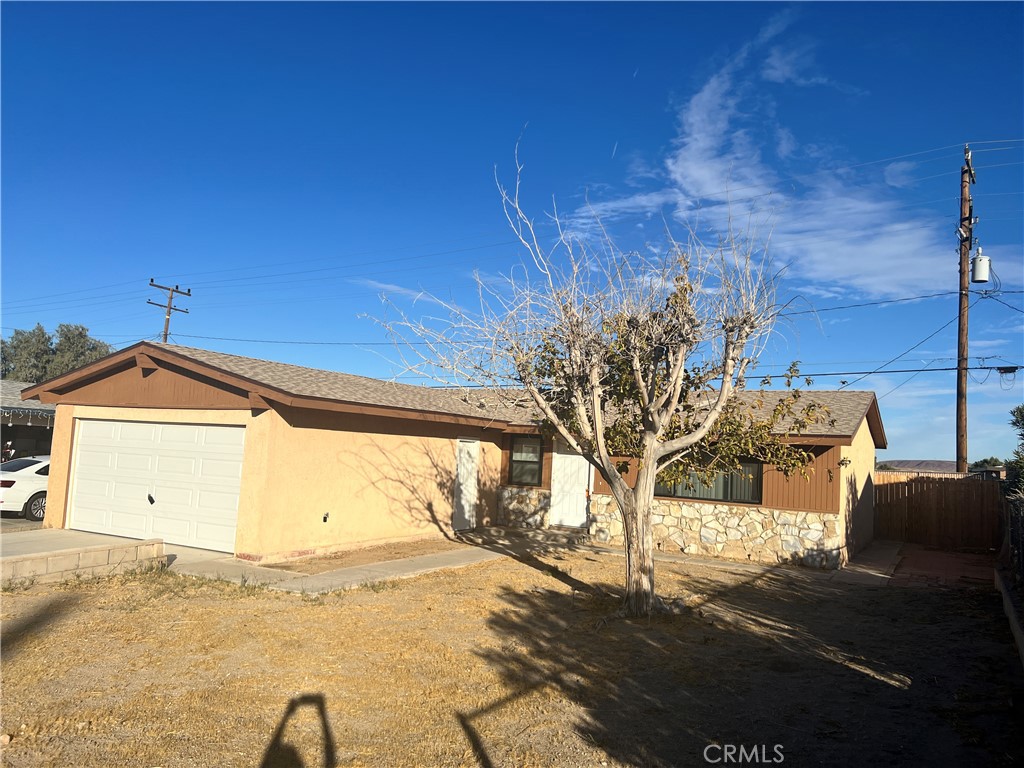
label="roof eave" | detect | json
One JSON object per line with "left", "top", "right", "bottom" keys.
{"left": 21, "top": 341, "right": 515, "bottom": 428}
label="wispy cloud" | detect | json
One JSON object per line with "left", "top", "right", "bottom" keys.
{"left": 350, "top": 278, "right": 445, "bottom": 306}
{"left": 883, "top": 161, "right": 917, "bottom": 188}
{"left": 562, "top": 13, "right": 954, "bottom": 299}
{"left": 761, "top": 44, "right": 867, "bottom": 95}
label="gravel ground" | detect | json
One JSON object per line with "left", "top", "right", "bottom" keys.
{"left": 1, "top": 548, "right": 1022, "bottom": 767}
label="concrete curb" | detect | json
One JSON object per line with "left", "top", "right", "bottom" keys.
{"left": 994, "top": 568, "right": 1024, "bottom": 673}
{"left": 1, "top": 538, "right": 166, "bottom": 586}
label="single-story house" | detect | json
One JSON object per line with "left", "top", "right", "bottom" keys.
{"left": 1, "top": 379, "right": 56, "bottom": 457}
{"left": 501, "top": 389, "right": 886, "bottom": 568}
{"left": 23, "top": 343, "right": 885, "bottom": 569}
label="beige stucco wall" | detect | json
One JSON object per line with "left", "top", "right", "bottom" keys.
{"left": 839, "top": 418, "right": 877, "bottom": 555}
{"left": 235, "top": 407, "right": 502, "bottom": 561}
{"left": 43, "top": 404, "right": 502, "bottom": 562}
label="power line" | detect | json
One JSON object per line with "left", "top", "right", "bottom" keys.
{"left": 983, "top": 295, "right": 1024, "bottom": 314}
{"left": 807, "top": 364, "right": 1019, "bottom": 379}
{"left": 878, "top": 360, "right": 935, "bottom": 400}
{"left": 839, "top": 302, "right": 975, "bottom": 390}
{"left": 782, "top": 291, "right": 957, "bottom": 317}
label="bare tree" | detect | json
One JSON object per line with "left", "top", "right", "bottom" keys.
{"left": 384, "top": 158, "right": 823, "bottom": 617}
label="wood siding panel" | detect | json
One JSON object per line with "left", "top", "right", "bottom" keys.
{"left": 54, "top": 363, "right": 251, "bottom": 409}
{"left": 762, "top": 446, "right": 841, "bottom": 513}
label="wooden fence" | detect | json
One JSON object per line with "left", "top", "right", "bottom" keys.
{"left": 874, "top": 471, "right": 1006, "bottom": 550}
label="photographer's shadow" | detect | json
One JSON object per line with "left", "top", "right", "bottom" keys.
{"left": 260, "top": 694, "right": 336, "bottom": 768}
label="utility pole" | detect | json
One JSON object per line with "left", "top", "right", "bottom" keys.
{"left": 147, "top": 279, "right": 191, "bottom": 343}
{"left": 956, "top": 144, "right": 976, "bottom": 473}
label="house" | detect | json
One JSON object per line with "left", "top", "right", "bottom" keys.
{"left": 877, "top": 459, "right": 959, "bottom": 476}
{"left": 23, "top": 342, "right": 885, "bottom": 569}
{"left": 500, "top": 390, "right": 887, "bottom": 569}
{"left": 1, "top": 379, "right": 56, "bottom": 458}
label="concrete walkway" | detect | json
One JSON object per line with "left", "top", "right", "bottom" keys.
{"left": 0, "top": 528, "right": 981, "bottom": 595}
{"left": 166, "top": 542, "right": 504, "bottom": 593}
{"left": 0, "top": 528, "right": 505, "bottom": 593}
{"left": 831, "top": 539, "right": 903, "bottom": 586}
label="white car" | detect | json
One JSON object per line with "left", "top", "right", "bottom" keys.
{"left": 0, "top": 455, "right": 50, "bottom": 522}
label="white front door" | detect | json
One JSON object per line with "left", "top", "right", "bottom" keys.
{"left": 68, "top": 419, "right": 246, "bottom": 552}
{"left": 549, "top": 439, "right": 592, "bottom": 528}
{"left": 453, "top": 438, "right": 479, "bottom": 531}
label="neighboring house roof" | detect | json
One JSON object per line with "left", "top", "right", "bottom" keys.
{"left": 21, "top": 342, "right": 885, "bottom": 446}
{"left": 878, "top": 460, "right": 958, "bottom": 473}
{"left": 1, "top": 379, "right": 56, "bottom": 415}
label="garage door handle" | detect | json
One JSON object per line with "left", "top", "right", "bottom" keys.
{"left": 147, "top": 494, "right": 155, "bottom": 505}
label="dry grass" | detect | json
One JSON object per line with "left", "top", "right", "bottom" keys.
{"left": 1, "top": 550, "right": 1021, "bottom": 767}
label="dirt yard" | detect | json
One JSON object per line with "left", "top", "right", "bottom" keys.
{"left": 2, "top": 548, "right": 1022, "bottom": 767}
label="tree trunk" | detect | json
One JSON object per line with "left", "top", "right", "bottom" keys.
{"left": 619, "top": 468, "right": 657, "bottom": 617}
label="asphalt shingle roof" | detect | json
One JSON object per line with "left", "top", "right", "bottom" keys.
{"left": 152, "top": 344, "right": 879, "bottom": 442}
{"left": 1, "top": 380, "right": 56, "bottom": 413}
{"left": 153, "top": 344, "right": 530, "bottom": 424}
{"left": 724, "top": 389, "right": 878, "bottom": 439}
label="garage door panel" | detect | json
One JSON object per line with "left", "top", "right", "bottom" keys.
{"left": 69, "top": 420, "right": 245, "bottom": 552}
{"left": 109, "top": 510, "right": 150, "bottom": 536}
{"left": 76, "top": 449, "right": 116, "bottom": 470}
{"left": 202, "top": 428, "right": 246, "bottom": 449}
{"left": 151, "top": 516, "right": 192, "bottom": 540}
{"left": 74, "top": 478, "right": 112, "bottom": 498}
{"left": 155, "top": 455, "right": 198, "bottom": 477}
{"left": 152, "top": 486, "right": 196, "bottom": 508}
{"left": 70, "top": 504, "right": 109, "bottom": 529}
{"left": 80, "top": 421, "right": 118, "bottom": 440}
{"left": 158, "top": 424, "right": 202, "bottom": 446}
{"left": 118, "top": 422, "right": 159, "bottom": 443}
{"left": 194, "top": 521, "right": 236, "bottom": 551}
{"left": 111, "top": 480, "right": 150, "bottom": 502}
{"left": 197, "top": 489, "right": 241, "bottom": 515}
{"left": 114, "top": 453, "right": 154, "bottom": 473}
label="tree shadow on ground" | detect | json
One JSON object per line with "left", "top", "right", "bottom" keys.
{"left": 1, "top": 593, "right": 80, "bottom": 658}
{"left": 460, "top": 562, "right": 1023, "bottom": 767}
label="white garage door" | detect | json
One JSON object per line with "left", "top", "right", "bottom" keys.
{"left": 69, "top": 419, "right": 246, "bottom": 552}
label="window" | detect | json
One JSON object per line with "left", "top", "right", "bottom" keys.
{"left": 509, "top": 437, "right": 543, "bottom": 486}
{"left": 656, "top": 461, "right": 763, "bottom": 504}
{"left": 0, "top": 458, "right": 42, "bottom": 473}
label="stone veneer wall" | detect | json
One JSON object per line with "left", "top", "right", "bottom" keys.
{"left": 588, "top": 494, "right": 846, "bottom": 569}
{"left": 498, "top": 486, "right": 552, "bottom": 528}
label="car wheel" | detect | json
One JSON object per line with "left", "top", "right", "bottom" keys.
{"left": 24, "top": 492, "right": 46, "bottom": 522}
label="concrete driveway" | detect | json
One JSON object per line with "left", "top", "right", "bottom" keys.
{"left": 0, "top": 516, "right": 43, "bottom": 534}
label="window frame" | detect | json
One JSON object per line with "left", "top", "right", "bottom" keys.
{"left": 508, "top": 436, "right": 544, "bottom": 487}
{"left": 655, "top": 460, "right": 764, "bottom": 505}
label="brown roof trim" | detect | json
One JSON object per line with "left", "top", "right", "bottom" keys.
{"left": 21, "top": 342, "right": 515, "bottom": 430}
{"left": 20, "top": 342, "right": 888, "bottom": 444}
{"left": 865, "top": 396, "right": 888, "bottom": 449}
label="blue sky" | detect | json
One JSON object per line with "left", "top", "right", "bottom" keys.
{"left": 2, "top": 2, "right": 1022, "bottom": 462}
